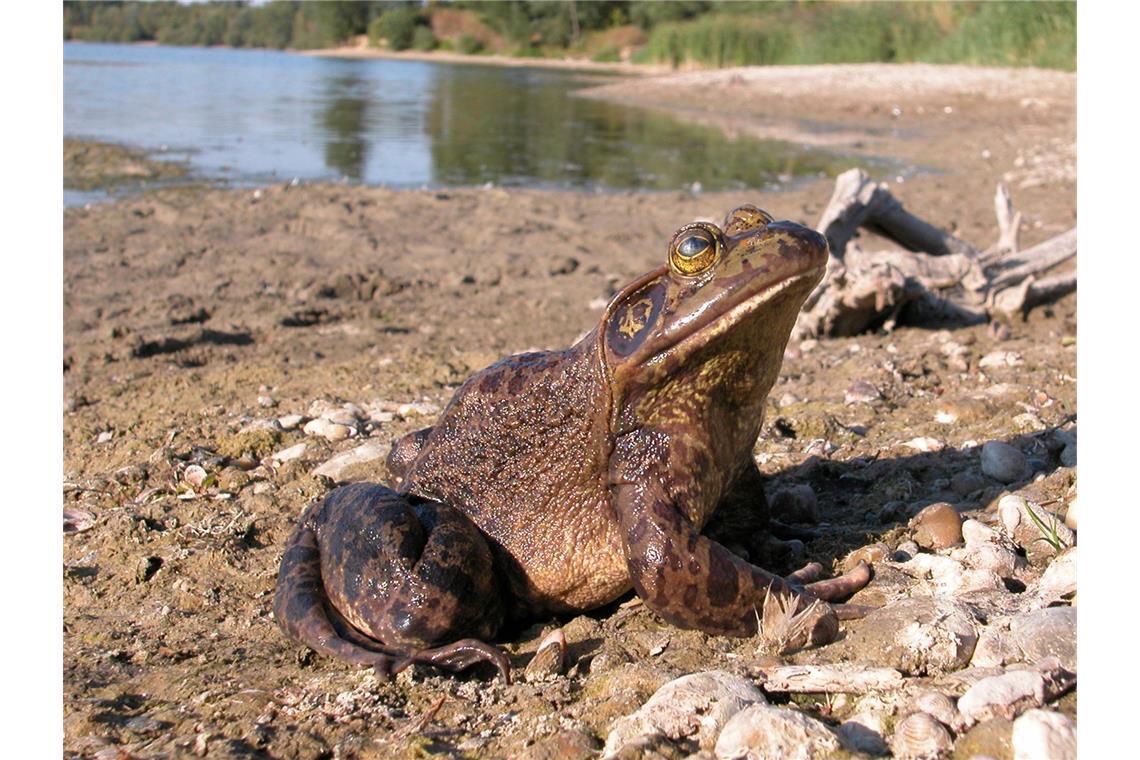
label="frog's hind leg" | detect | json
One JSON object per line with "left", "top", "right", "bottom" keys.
{"left": 273, "top": 483, "right": 510, "bottom": 681}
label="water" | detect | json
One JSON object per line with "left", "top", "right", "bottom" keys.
{"left": 65, "top": 42, "right": 872, "bottom": 204}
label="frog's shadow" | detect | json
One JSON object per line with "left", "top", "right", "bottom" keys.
{"left": 708, "top": 424, "right": 1073, "bottom": 576}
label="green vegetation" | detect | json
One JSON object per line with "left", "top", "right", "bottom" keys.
{"left": 63, "top": 1, "right": 1075, "bottom": 71}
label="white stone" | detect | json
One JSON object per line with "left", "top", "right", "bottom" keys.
{"left": 312, "top": 439, "right": 389, "bottom": 482}
{"left": 1012, "top": 709, "right": 1076, "bottom": 760}
{"left": 714, "top": 704, "right": 839, "bottom": 760}
{"left": 271, "top": 442, "right": 308, "bottom": 463}
{"left": 276, "top": 414, "right": 305, "bottom": 430}
{"left": 302, "top": 417, "right": 355, "bottom": 441}
{"left": 836, "top": 711, "right": 889, "bottom": 755}
{"left": 958, "top": 670, "right": 1045, "bottom": 725}
{"left": 603, "top": 671, "right": 766, "bottom": 757}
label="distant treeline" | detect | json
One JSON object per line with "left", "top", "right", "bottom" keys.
{"left": 63, "top": 1, "right": 1075, "bottom": 71}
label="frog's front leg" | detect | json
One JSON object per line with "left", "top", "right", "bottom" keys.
{"left": 612, "top": 432, "right": 870, "bottom": 646}
{"left": 274, "top": 482, "right": 510, "bottom": 681}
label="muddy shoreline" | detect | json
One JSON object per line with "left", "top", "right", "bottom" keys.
{"left": 64, "top": 63, "right": 1076, "bottom": 758}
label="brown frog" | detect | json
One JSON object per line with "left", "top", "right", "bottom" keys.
{"left": 274, "top": 204, "right": 871, "bottom": 682}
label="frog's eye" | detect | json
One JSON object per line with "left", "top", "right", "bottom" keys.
{"left": 668, "top": 223, "right": 721, "bottom": 277}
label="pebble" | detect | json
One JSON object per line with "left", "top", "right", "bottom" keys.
{"left": 897, "top": 552, "right": 1004, "bottom": 596}
{"left": 1012, "top": 709, "right": 1076, "bottom": 760}
{"left": 96, "top": 430, "right": 114, "bottom": 444}
{"left": 851, "top": 597, "right": 980, "bottom": 675}
{"left": 1063, "top": 497, "right": 1077, "bottom": 530}
{"left": 844, "top": 379, "right": 882, "bottom": 404}
{"left": 893, "top": 540, "right": 920, "bottom": 561}
{"left": 769, "top": 484, "right": 818, "bottom": 524}
{"left": 1059, "top": 442, "right": 1076, "bottom": 467}
{"left": 901, "top": 436, "right": 944, "bottom": 453}
{"left": 1033, "top": 547, "right": 1076, "bottom": 607}
{"left": 713, "top": 704, "right": 840, "bottom": 760}
{"left": 63, "top": 506, "right": 97, "bottom": 533}
{"left": 183, "top": 464, "right": 209, "bottom": 488}
{"left": 1010, "top": 607, "right": 1076, "bottom": 670}
{"left": 257, "top": 395, "right": 277, "bottom": 408}
{"left": 603, "top": 671, "right": 766, "bottom": 757}
{"left": 398, "top": 401, "right": 441, "bottom": 418}
{"left": 910, "top": 502, "right": 963, "bottom": 550}
{"left": 312, "top": 439, "right": 388, "bottom": 481}
{"left": 835, "top": 711, "right": 890, "bottom": 756}
{"left": 890, "top": 711, "right": 953, "bottom": 760}
{"left": 980, "top": 441, "right": 1029, "bottom": 483}
{"left": 951, "top": 541, "right": 1022, "bottom": 578}
{"left": 276, "top": 414, "right": 305, "bottom": 431}
{"left": 979, "top": 349, "right": 1024, "bottom": 368}
{"left": 957, "top": 669, "right": 1045, "bottom": 725}
{"left": 302, "top": 417, "right": 355, "bottom": 442}
{"left": 524, "top": 629, "right": 567, "bottom": 681}
{"left": 997, "top": 495, "right": 1074, "bottom": 562}
{"left": 270, "top": 442, "right": 308, "bottom": 463}
{"left": 842, "top": 542, "right": 890, "bottom": 572}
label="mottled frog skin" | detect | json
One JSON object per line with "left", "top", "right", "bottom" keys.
{"left": 275, "top": 205, "right": 870, "bottom": 681}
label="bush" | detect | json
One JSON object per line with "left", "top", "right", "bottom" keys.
{"left": 370, "top": 7, "right": 418, "bottom": 51}
{"left": 411, "top": 25, "right": 437, "bottom": 51}
{"left": 455, "top": 32, "right": 483, "bottom": 55}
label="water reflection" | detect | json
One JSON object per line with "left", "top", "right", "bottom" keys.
{"left": 65, "top": 43, "right": 894, "bottom": 201}
{"left": 319, "top": 74, "right": 370, "bottom": 180}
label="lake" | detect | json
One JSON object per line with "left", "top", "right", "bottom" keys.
{"left": 64, "top": 42, "right": 866, "bottom": 204}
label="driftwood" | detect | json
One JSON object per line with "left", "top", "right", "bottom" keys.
{"left": 796, "top": 169, "right": 1076, "bottom": 337}
{"left": 749, "top": 663, "right": 906, "bottom": 694}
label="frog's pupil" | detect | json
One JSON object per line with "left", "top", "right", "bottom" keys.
{"left": 678, "top": 235, "right": 709, "bottom": 258}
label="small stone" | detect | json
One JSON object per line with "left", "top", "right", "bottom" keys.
{"left": 603, "top": 671, "right": 766, "bottom": 756}
{"left": 997, "top": 495, "right": 1074, "bottom": 562}
{"left": 958, "top": 670, "right": 1046, "bottom": 725}
{"left": 901, "top": 436, "right": 943, "bottom": 453}
{"left": 849, "top": 597, "right": 979, "bottom": 675}
{"left": 1012, "top": 709, "right": 1076, "bottom": 760}
{"left": 981, "top": 441, "right": 1029, "bottom": 483}
{"left": 276, "top": 414, "right": 305, "bottom": 430}
{"left": 524, "top": 629, "right": 567, "bottom": 681}
{"left": 843, "top": 542, "right": 890, "bottom": 572}
{"left": 836, "top": 711, "right": 890, "bottom": 756}
{"left": 397, "top": 401, "right": 440, "bottom": 418}
{"left": 302, "top": 417, "right": 354, "bottom": 441}
{"left": 844, "top": 379, "right": 882, "bottom": 404}
{"left": 893, "top": 540, "right": 920, "bottom": 561}
{"left": 1032, "top": 547, "right": 1077, "bottom": 607}
{"left": 183, "top": 464, "right": 209, "bottom": 488}
{"left": 312, "top": 439, "right": 388, "bottom": 481}
{"left": 769, "top": 484, "right": 818, "bottom": 524}
{"left": 1011, "top": 412, "right": 1045, "bottom": 432}
{"left": 96, "top": 430, "right": 114, "bottom": 444}
{"left": 714, "top": 704, "right": 840, "bottom": 760}
{"left": 979, "top": 350, "right": 1024, "bottom": 368}
{"left": 1063, "top": 497, "right": 1077, "bottom": 530}
{"left": 1059, "top": 442, "right": 1076, "bottom": 467}
{"left": 271, "top": 442, "right": 308, "bottom": 463}
{"left": 63, "top": 506, "right": 97, "bottom": 533}
{"left": 257, "top": 395, "right": 278, "bottom": 408}
{"left": 910, "top": 502, "right": 963, "bottom": 550}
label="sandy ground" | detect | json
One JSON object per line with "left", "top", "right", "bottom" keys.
{"left": 63, "top": 64, "right": 1076, "bottom": 758}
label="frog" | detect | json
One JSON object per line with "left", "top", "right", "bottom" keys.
{"left": 274, "top": 204, "right": 871, "bottom": 682}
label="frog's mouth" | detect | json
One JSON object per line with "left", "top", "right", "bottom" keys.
{"left": 657, "top": 259, "right": 825, "bottom": 361}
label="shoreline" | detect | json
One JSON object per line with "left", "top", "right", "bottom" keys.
{"left": 298, "top": 42, "right": 667, "bottom": 76}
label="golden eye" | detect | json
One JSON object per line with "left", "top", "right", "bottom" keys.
{"left": 669, "top": 223, "right": 721, "bottom": 276}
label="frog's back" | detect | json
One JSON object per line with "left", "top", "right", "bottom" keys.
{"left": 401, "top": 338, "right": 632, "bottom": 614}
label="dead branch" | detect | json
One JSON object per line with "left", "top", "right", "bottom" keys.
{"left": 749, "top": 664, "right": 906, "bottom": 694}
{"left": 796, "top": 168, "right": 1076, "bottom": 337}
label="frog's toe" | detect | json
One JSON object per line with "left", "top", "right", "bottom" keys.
{"left": 396, "top": 639, "right": 512, "bottom": 684}
{"left": 784, "top": 561, "right": 825, "bottom": 584}
{"left": 801, "top": 560, "right": 873, "bottom": 602}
